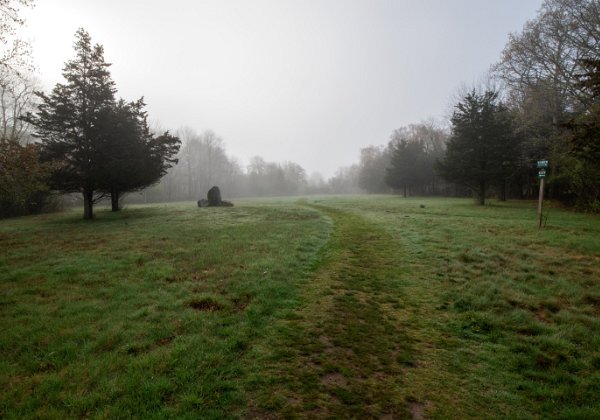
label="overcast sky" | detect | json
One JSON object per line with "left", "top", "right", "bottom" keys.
{"left": 23, "top": 0, "right": 542, "bottom": 177}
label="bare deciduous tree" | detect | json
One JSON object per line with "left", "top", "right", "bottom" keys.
{"left": 0, "top": 67, "right": 37, "bottom": 141}
{"left": 0, "top": 0, "right": 34, "bottom": 73}
{"left": 495, "top": 0, "right": 600, "bottom": 108}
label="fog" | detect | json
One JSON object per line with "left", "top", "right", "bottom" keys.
{"left": 22, "top": 0, "right": 542, "bottom": 179}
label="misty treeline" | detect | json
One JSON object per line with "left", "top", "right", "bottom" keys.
{"left": 129, "top": 127, "right": 363, "bottom": 204}
{"left": 1, "top": 0, "right": 600, "bottom": 218}
{"left": 357, "top": 0, "right": 600, "bottom": 211}
{"left": 355, "top": 122, "right": 452, "bottom": 197}
{"left": 0, "top": 0, "right": 357, "bottom": 218}
{"left": 138, "top": 128, "right": 309, "bottom": 202}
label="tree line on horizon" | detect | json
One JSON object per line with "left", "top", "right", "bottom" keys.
{"left": 0, "top": 0, "right": 599, "bottom": 218}
{"left": 0, "top": 1, "right": 356, "bottom": 218}
{"left": 357, "top": 0, "right": 599, "bottom": 210}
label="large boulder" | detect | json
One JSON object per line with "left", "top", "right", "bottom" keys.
{"left": 199, "top": 186, "right": 234, "bottom": 207}
{"left": 207, "top": 186, "right": 222, "bottom": 206}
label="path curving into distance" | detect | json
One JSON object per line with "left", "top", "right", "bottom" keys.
{"left": 250, "top": 203, "right": 424, "bottom": 418}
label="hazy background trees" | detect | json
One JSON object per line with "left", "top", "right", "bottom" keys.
{"left": 0, "top": 64, "right": 43, "bottom": 217}
{"left": 0, "top": 0, "right": 34, "bottom": 73}
{"left": 2, "top": 0, "right": 599, "bottom": 216}
{"left": 142, "top": 128, "right": 242, "bottom": 202}
{"left": 354, "top": 0, "right": 599, "bottom": 210}
{"left": 345, "top": 122, "right": 450, "bottom": 196}
{"left": 140, "top": 138, "right": 312, "bottom": 202}
{"left": 132, "top": 127, "right": 370, "bottom": 203}
{"left": 247, "top": 159, "right": 307, "bottom": 197}
{"left": 386, "top": 122, "right": 448, "bottom": 196}
{"left": 0, "top": 0, "right": 48, "bottom": 217}
{"left": 357, "top": 146, "right": 389, "bottom": 194}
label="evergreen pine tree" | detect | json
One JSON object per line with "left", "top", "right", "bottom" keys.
{"left": 27, "top": 28, "right": 116, "bottom": 219}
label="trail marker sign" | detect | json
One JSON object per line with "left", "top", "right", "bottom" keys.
{"left": 537, "top": 159, "right": 548, "bottom": 229}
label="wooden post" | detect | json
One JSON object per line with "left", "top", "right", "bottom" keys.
{"left": 537, "top": 177, "right": 545, "bottom": 229}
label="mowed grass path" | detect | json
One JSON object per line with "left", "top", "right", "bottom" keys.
{"left": 249, "top": 203, "right": 416, "bottom": 418}
{"left": 1, "top": 196, "right": 600, "bottom": 418}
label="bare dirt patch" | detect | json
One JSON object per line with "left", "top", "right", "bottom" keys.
{"left": 188, "top": 298, "right": 223, "bottom": 312}
{"left": 409, "top": 400, "right": 432, "bottom": 419}
{"left": 321, "top": 372, "right": 348, "bottom": 387}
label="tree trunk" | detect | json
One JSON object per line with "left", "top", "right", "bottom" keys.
{"left": 403, "top": 184, "right": 407, "bottom": 198}
{"left": 499, "top": 181, "right": 507, "bottom": 201}
{"left": 478, "top": 181, "right": 486, "bottom": 205}
{"left": 83, "top": 189, "right": 94, "bottom": 219}
{"left": 111, "top": 189, "right": 120, "bottom": 212}
{"left": 187, "top": 159, "right": 192, "bottom": 200}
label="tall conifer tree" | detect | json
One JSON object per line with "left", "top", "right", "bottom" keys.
{"left": 28, "top": 28, "right": 116, "bottom": 219}
{"left": 437, "top": 90, "right": 519, "bottom": 205}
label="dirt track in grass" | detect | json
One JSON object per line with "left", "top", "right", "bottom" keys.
{"left": 250, "top": 204, "right": 424, "bottom": 418}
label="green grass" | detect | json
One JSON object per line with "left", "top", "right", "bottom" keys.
{"left": 0, "top": 202, "right": 331, "bottom": 418}
{"left": 1, "top": 196, "right": 599, "bottom": 418}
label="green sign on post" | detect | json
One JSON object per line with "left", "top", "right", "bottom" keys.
{"left": 537, "top": 160, "right": 548, "bottom": 229}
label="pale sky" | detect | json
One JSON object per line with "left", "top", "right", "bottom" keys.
{"left": 22, "top": 0, "right": 542, "bottom": 177}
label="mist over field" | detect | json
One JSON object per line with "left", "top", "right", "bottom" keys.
{"left": 3, "top": 0, "right": 598, "bottom": 214}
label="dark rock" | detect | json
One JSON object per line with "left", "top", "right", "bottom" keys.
{"left": 207, "top": 186, "right": 222, "bottom": 206}
{"left": 198, "top": 186, "right": 234, "bottom": 207}
{"left": 419, "top": 204, "right": 426, "bottom": 208}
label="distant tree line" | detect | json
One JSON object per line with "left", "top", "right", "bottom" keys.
{"left": 1, "top": 0, "right": 599, "bottom": 217}
{"left": 493, "top": 0, "right": 600, "bottom": 211}
{"left": 357, "top": 0, "right": 600, "bottom": 211}
{"left": 355, "top": 121, "right": 451, "bottom": 197}
{"left": 134, "top": 131, "right": 361, "bottom": 203}
{"left": 0, "top": 1, "right": 361, "bottom": 216}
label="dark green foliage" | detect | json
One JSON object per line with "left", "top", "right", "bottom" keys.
{"left": 437, "top": 90, "right": 520, "bottom": 204}
{"left": 386, "top": 139, "right": 429, "bottom": 197}
{"left": 569, "top": 59, "right": 600, "bottom": 163}
{"left": 94, "top": 99, "right": 180, "bottom": 211}
{"left": 564, "top": 59, "right": 600, "bottom": 211}
{"left": 25, "top": 28, "right": 116, "bottom": 219}
{"left": 25, "top": 29, "right": 180, "bottom": 217}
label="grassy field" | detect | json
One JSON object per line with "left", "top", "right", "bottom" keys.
{"left": 1, "top": 196, "right": 599, "bottom": 418}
